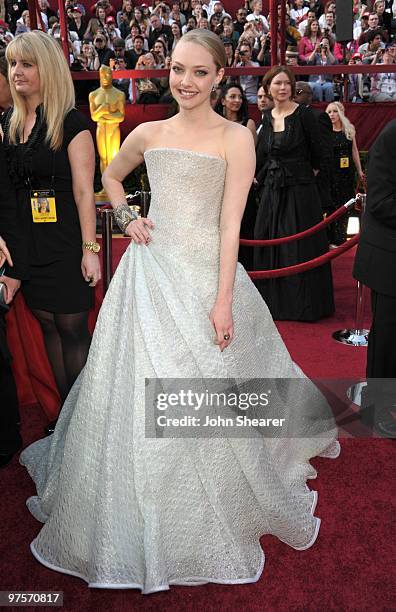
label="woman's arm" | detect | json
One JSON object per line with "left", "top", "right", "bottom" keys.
{"left": 209, "top": 124, "right": 255, "bottom": 352}
{"left": 247, "top": 118, "right": 257, "bottom": 146}
{"left": 352, "top": 135, "right": 364, "bottom": 179}
{"left": 102, "top": 123, "right": 154, "bottom": 244}
{"left": 68, "top": 130, "right": 101, "bottom": 287}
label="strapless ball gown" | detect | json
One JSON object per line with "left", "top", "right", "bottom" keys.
{"left": 20, "top": 148, "right": 339, "bottom": 594}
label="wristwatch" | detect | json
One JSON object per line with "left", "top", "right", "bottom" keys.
{"left": 82, "top": 241, "right": 101, "bottom": 254}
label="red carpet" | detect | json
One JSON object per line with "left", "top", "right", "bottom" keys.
{"left": 0, "top": 248, "right": 394, "bottom": 611}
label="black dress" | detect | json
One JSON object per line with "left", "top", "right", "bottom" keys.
{"left": 328, "top": 130, "right": 355, "bottom": 246}
{"left": 239, "top": 116, "right": 257, "bottom": 271}
{"left": 253, "top": 105, "right": 334, "bottom": 321}
{"left": 1, "top": 107, "right": 94, "bottom": 314}
{"left": 0, "top": 140, "right": 26, "bottom": 455}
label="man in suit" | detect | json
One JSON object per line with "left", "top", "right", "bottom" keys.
{"left": 256, "top": 84, "right": 273, "bottom": 136}
{"left": 294, "top": 81, "right": 333, "bottom": 215}
{"left": 353, "top": 119, "right": 396, "bottom": 438}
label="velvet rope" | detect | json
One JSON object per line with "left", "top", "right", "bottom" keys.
{"left": 240, "top": 198, "right": 356, "bottom": 247}
{"left": 247, "top": 234, "right": 359, "bottom": 279}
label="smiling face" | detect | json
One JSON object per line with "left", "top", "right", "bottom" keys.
{"left": 169, "top": 40, "right": 223, "bottom": 110}
{"left": 172, "top": 23, "right": 181, "bottom": 37}
{"left": 222, "top": 86, "right": 243, "bottom": 114}
{"left": 10, "top": 56, "right": 41, "bottom": 99}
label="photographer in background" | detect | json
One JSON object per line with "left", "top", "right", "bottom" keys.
{"left": 105, "top": 15, "right": 121, "bottom": 45}
{"left": 135, "top": 52, "right": 161, "bottom": 103}
{"left": 369, "top": 42, "right": 396, "bottom": 101}
{"left": 81, "top": 39, "right": 100, "bottom": 70}
{"left": 359, "top": 29, "right": 386, "bottom": 62}
{"left": 256, "top": 32, "right": 271, "bottom": 65}
{"left": 90, "top": 0, "right": 115, "bottom": 19}
{"left": 93, "top": 31, "right": 115, "bottom": 65}
{"left": 111, "top": 56, "right": 131, "bottom": 102}
{"left": 307, "top": 35, "right": 338, "bottom": 102}
{"left": 235, "top": 40, "right": 259, "bottom": 103}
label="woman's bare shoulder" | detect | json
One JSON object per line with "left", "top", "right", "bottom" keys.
{"left": 223, "top": 120, "right": 255, "bottom": 155}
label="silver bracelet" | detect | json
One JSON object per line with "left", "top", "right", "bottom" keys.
{"left": 113, "top": 203, "right": 139, "bottom": 233}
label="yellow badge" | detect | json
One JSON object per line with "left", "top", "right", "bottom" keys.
{"left": 340, "top": 157, "right": 350, "bottom": 169}
{"left": 30, "top": 190, "right": 57, "bottom": 223}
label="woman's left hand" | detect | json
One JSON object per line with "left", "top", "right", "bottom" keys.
{"left": 81, "top": 251, "right": 101, "bottom": 287}
{"left": 209, "top": 300, "right": 234, "bottom": 352}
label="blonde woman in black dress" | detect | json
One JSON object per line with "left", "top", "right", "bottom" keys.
{"left": 2, "top": 31, "right": 101, "bottom": 433}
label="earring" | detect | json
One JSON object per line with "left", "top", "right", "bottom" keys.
{"left": 211, "top": 85, "right": 217, "bottom": 92}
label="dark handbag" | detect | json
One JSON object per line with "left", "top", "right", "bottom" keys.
{"left": 0, "top": 265, "right": 10, "bottom": 312}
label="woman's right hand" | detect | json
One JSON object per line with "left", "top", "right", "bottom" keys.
{"left": 125, "top": 217, "right": 155, "bottom": 244}
{"left": 0, "top": 236, "right": 13, "bottom": 268}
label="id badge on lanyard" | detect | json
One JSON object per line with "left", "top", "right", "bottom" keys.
{"left": 30, "top": 189, "right": 57, "bottom": 222}
{"left": 28, "top": 153, "right": 57, "bottom": 223}
{"left": 340, "top": 157, "right": 350, "bottom": 169}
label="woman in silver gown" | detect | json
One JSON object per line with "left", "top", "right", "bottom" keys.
{"left": 20, "top": 30, "right": 340, "bottom": 594}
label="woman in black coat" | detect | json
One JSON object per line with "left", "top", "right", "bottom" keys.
{"left": 254, "top": 66, "right": 334, "bottom": 321}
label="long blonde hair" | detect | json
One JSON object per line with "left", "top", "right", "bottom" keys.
{"left": 326, "top": 101, "right": 355, "bottom": 141}
{"left": 6, "top": 31, "right": 75, "bottom": 150}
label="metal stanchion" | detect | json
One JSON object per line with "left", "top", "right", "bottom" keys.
{"left": 97, "top": 192, "right": 150, "bottom": 297}
{"left": 99, "top": 207, "right": 113, "bottom": 297}
{"left": 333, "top": 194, "right": 369, "bottom": 346}
{"left": 333, "top": 281, "right": 369, "bottom": 346}
{"left": 346, "top": 381, "right": 367, "bottom": 407}
{"left": 141, "top": 191, "right": 151, "bottom": 217}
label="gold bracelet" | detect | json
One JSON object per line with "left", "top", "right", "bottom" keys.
{"left": 82, "top": 241, "right": 101, "bottom": 253}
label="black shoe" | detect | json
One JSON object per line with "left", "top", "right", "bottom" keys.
{"left": 44, "top": 419, "right": 58, "bottom": 436}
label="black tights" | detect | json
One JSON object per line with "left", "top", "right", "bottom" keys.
{"left": 32, "top": 309, "right": 91, "bottom": 405}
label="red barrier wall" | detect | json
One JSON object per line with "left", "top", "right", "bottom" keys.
{"left": 79, "top": 102, "right": 396, "bottom": 152}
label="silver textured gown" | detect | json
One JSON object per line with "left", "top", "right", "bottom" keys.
{"left": 20, "top": 148, "right": 340, "bottom": 594}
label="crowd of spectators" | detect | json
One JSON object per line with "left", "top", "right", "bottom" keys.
{"left": 0, "top": 0, "right": 395, "bottom": 103}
